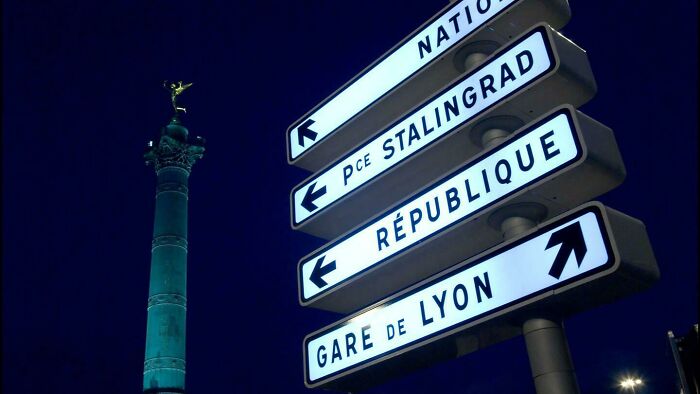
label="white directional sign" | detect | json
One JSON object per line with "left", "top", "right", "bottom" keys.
{"left": 287, "top": 0, "right": 525, "bottom": 162}
{"left": 287, "top": 0, "right": 515, "bottom": 160}
{"left": 299, "top": 107, "right": 582, "bottom": 305}
{"left": 303, "top": 203, "right": 658, "bottom": 389}
{"left": 292, "top": 26, "right": 556, "bottom": 227}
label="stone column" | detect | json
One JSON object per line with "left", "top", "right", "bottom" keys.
{"left": 142, "top": 117, "right": 204, "bottom": 393}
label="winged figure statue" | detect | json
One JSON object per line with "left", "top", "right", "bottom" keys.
{"left": 163, "top": 80, "right": 193, "bottom": 114}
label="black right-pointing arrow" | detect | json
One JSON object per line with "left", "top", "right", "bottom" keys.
{"left": 297, "top": 119, "right": 317, "bottom": 147}
{"left": 301, "top": 182, "right": 326, "bottom": 212}
{"left": 309, "top": 256, "right": 336, "bottom": 288}
{"left": 546, "top": 221, "right": 588, "bottom": 279}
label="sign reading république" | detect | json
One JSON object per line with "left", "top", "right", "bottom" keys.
{"left": 291, "top": 24, "right": 597, "bottom": 240}
{"left": 298, "top": 105, "right": 626, "bottom": 312}
{"left": 287, "top": 0, "right": 572, "bottom": 169}
{"left": 303, "top": 203, "right": 659, "bottom": 390}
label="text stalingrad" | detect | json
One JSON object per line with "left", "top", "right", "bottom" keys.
{"left": 299, "top": 109, "right": 582, "bottom": 302}
{"left": 293, "top": 29, "right": 555, "bottom": 225}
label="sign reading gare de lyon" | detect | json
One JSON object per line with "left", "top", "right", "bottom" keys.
{"left": 303, "top": 203, "right": 658, "bottom": 390}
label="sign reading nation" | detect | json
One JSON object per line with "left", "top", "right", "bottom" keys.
{"left": 298, "top": 107, "right": 581, "bottom": 304}
{"left": 292, "top": 26, "right": 555, "bottom": 227}
{"left": 303, "top": 203, "right": 658, "bottom": 389}
{"left": 287, "top": 0, "right": 530, "bottom": 162}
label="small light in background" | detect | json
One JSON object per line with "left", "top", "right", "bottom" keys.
{"left": 619, "top": 376, "right": 644, "bottom": 393}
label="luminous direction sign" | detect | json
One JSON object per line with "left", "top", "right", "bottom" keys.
{"left": 303, "top": 203, "right": 658, "bottom": 389}
{"left": 287, "top": 0, "right": 523, "bottom": 162}
{"left": 299, "top": 108, "right": 582, "bottom": 304}
{"left": 292, "top": 26, "right": 555, "bottom": 227}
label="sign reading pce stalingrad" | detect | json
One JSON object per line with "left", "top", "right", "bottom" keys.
{"left": 292, "top": 27, "right": 554, "bottom": 227}
{"left": 303, "top": 203, "right": 658, "bottom": 390}
{"left": 287, "top": 0, "right": 571, "bottom": 168}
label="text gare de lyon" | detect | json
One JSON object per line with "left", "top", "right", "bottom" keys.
{"left": 314, "top": 271, "right": 494, "bottom": 370}
{"left": 376, "top": 129, "right": 562, "bottom": 252}
{"left": 342, "top": 49, "right": 536, "bottom": 186}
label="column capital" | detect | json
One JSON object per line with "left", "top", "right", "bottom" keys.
{"left": 145, "top": 118, "right": 205, "bottom": 172}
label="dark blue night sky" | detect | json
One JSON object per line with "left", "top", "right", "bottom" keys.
{"left": 2, "top": 1, "right": 697, "bottom": 393}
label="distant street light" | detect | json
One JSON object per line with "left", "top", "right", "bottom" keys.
{"left": 619, "top": 377, "right": 644, "bottom": 393}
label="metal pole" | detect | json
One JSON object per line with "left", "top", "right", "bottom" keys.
{"left": 522, "top": 318, "right": 579, "bottom": 394}
{"left": 452, "top": 7, "right": 579, "bottom": 387}
{"left": 483, "top": 132, "right": 580, "bottom": 394}
{"left": 463, "top": 52, "right": 488, "bottom": 73}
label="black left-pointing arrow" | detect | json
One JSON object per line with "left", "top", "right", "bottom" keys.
{"left": 309, "top": 256, "right": 336, "bottom": 288}
{"left": 297, "top": 119, "right": 317, "bottom": 147}
{"left": 546, "top": 221, "right": 587, "bottom": 279}
{"left": 301, "top": 182, "right": 326, "bottom": 212}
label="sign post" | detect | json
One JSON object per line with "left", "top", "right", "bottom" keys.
{"left": 287, "top": 2, "right": 658, "bottom": 392}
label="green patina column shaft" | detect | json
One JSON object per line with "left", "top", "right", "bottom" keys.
{"left": 143, "top": 116, "right": 204, "bottom": 394}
